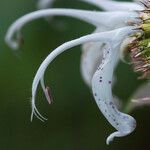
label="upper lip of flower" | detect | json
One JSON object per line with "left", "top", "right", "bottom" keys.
{"left": 5, "top": 8, "right": 140, "bottom": 50}
{"left": 5, "top": 0, "right": 150, "bottom": 145}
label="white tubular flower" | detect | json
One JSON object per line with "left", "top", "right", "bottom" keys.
{"left": 37, "top": 0, "right": 55, "bottom": 9}
{"left": 5, "top": 8, "right": 138, "bottom": 87}
{"left": 35, "top": 0, "right": 144, "bottom": 86}
{"left": 79, "top": 0, "right": 144, "bottom": 86}
{"left": 5, "top": 0, "right": 150, "bottom": 145}
{"left": 80, "top": 14, "right": 139, "bottom": 86}
{"left": 31, "top": 26, "right": 139, "bottom": 143}
{"left": 5, "top": 9, "right": 138, "bottom": 50}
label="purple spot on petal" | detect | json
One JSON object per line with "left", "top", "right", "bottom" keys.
{"left": 123, "top": 116, "right": 128, "bottom": 120}
{"left": 108, "top": 81, "right": 112, "bottom": 84}
{"left": 109, "top": 102, "right": 113, "bottom": 105}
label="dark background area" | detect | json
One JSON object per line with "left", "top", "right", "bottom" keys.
{"left": 0, "top": 0, "right": 149, "bottom": 149}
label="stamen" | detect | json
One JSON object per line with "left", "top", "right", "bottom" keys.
{"left": 45, "top": 86, "right": 53, "bottom": 104}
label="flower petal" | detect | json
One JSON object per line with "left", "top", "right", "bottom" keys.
{"left": 81, "top": 40, "right": 119, "bottom": 87}
{"left": 5, "top": 9, "right": 102, "bottom": 49}
{"left": 91, "top": 27, "right": 138, "bottom": 144}
{"left": 80, "top": 0, "right": 143, "bottom": 11}
{"left": 80, "top": 28, "right": 107, "bottom": 87}
{"left": 81, "top": 42, "right": 104, "bottom": 86}
{"left": 5, "top": 8, "right": 138, "bottom": 49}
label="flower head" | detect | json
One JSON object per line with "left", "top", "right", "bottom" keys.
{"left": 5, "top": 0, "right": 150, "bottom": 145}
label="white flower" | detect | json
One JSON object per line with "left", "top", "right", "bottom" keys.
{"left": 31, "top": 26, "right": 140, "bottom": 145}
{"left": 36, "top": 0, "right": 144, "bottom": 86}
{"left": 79, "top": 0, "right": 143, "bottom": 86}
{"left": 6, "top": 9, "right": 139, "bottom": 50}
{"left": 5, "top": 0, "right": 150, "bottom": 145}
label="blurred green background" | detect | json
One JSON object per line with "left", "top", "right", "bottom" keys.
{"left": 0, "top": 0, "right": 150, "bottom": 150}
